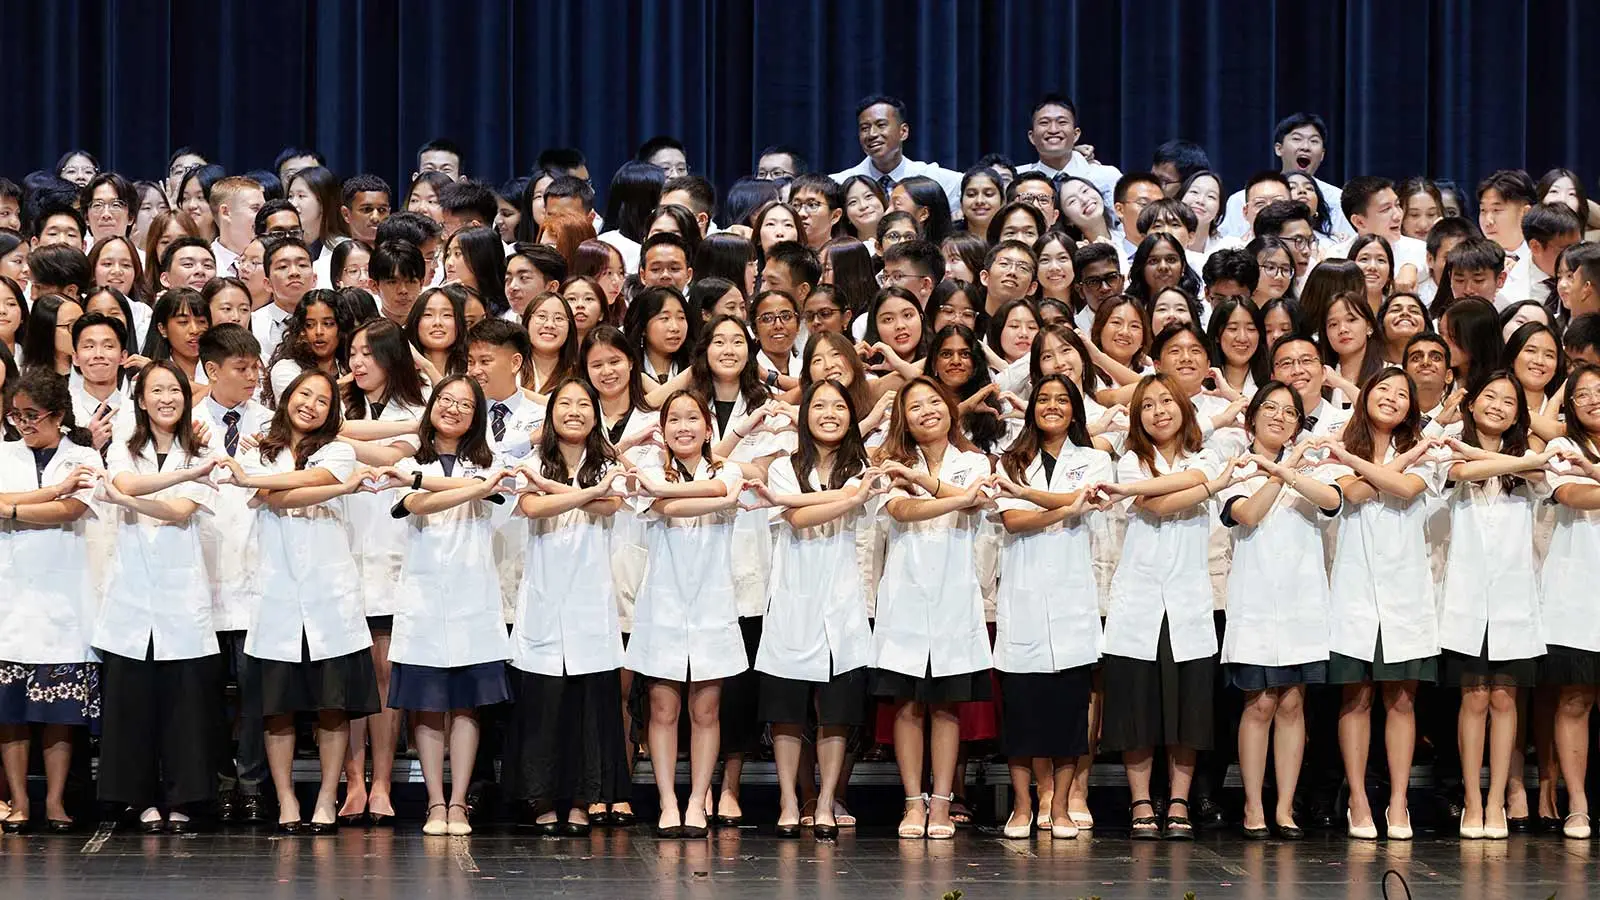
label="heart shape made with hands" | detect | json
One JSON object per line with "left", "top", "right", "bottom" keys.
{"left": 210, "top": 466, "right": 236, "bottom": 486}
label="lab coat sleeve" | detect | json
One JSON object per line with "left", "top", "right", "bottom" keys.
{"left": 307, "top": 440, "right": 358, "bottom": 481}
{"left": 1544, "top": 438, "right": 1596, "bottom": 492}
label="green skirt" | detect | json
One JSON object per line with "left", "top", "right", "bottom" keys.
{"left": 1328, "top": 632, "right": 1438, "bottom": 685}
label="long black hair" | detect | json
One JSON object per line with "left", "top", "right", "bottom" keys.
{"left": 924, "top": 323, "right": 1006, "bottom": 453}
{"left": 623, "top": 285, "right": 700, "bottom": 378}
{"left": 126, "top": 360, "right": 203, "bottom": 461}
{"left": 256, "top": 369, "right": 343, "bottom": 469}
{"left": 1205, "top": 294, "right": 1271, "bottom": 388}
{"left": 19, "top": 294, "right": 82, "bottom": 372}
{"left": 537, "top": 376, "right": 617, "bottom": 488}
{"left": 689, "top": 313, "right": 769, "bottom": 414}
{"left": 894, "top": 175, "right": 952, "bottom": 246}
{"left": 601, "top": 161, "right": 665, "bottom": 243}
{"left": 1458, "top": 369, "right": 1531, "bottom": 494}
{"left": 404, "top": 284, "right": 471, "bottom": 376}
{"left": 1000, "top": 374, "right": 1092, "bottom": 483}
{"left": 581, "top": 324, "right": 652, "bottom": 413}
{"left": 450, "top": 225, "right": 509, "bottom": 317}
{"left": 266, "top": 288, "right": 352, "bottom": 375}
{"left": 143, "top": 288, "right": 210, "bottom": 364}
{"left": 344, "top": 318, "right": 428, "bottom": 420}
{"left": 415, "top": 374, "right": 494, "bottom": 469}
{"left": 1126, "top": 232, "right": 1202, "bottom": 304}
{"left": 792, "top": 378, "right": 869, "bottom": 492}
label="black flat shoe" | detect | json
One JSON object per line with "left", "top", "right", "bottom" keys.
{"left": 559, "top": 820, "right": 591, "bottom": 837}
{"left": 1537, "top": 815, "right": 1564, "bottom": 834}
{"left": 654, "top": 823, "right": 685, "bottom": 838}
{"left": 140, "top": 819, "right": 165, "bottom": 834}
{"left": 238, "top": 794, "right": 266, "bottom": 824}
{"left": 1507, "top": 815, "right": 1531, "bottom": 834}
{"left": 1276, "top": 822, "right": 1305, "bottom": 840}
{"left": 774, "top": 822, "right": 802, "bottom": 838}
{"left": 46, "top": 819, "right": 74, "bottom": 834}
{"left": 680, "top": 823, "right": 709, "bottom": 838}
{"left": 813, "top": 822, "right": 839, "bottom": 841}
{"left": 217, "top": 791, "right": 239, "bottom": 822}
{"left": 275, "top": 820, "right": 302, "bottom": 835}
{"left": 591, "top": 809, "right": 615, "bottom": 827}
{"left": 1241, "top": 824, "right": 1270, "bottom": 840}
{"left": 1192, "top": 796, "right": 1227, "bottom": 827}
{"left": 610, "top": 809, "right": 637, "bottom": 827}
{"left": 337, "top": 813, "right": 366, "bottom": 827}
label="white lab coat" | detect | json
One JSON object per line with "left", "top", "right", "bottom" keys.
{"left": 1103, "top": 447, "right": 1223, "bottom": 663}
{"left": 708, "top": 389, "right": 795, "bottom": 618}
{"left": 1437, "top": 474, "right": 1546, "bottom": 660}
{"left": 754, "top": 456, "right": 878, "bottom": 682}
{"left": 241, "top": 441, "right": 370, "bottom": 662}
{"left": 1327, "top": 446, "right": 1447, "bottom": 663}
{"left": 486, "top": 389, "right": 547, "bottom": 623}
{"left": 1218, "top": 464, "right": 1341, "bottom": 667}
{"left": 1541, "top": 438, "right": 1600, "bottom": 650}
{"left": 0, "top": 438, "right": 102, "bottom": 664}
{"left": 347, "top": 399, "right": 425, "bottom": 618}
{"left": 194, "top": 395, "right": 273, "bottom": 632}
{"left": 872, "top": 447, "right": 994, "bottom": 678}
{"left": 93, "top": 441, "right": 218, "bottom": 660}
{"left": 624, "top": 459, "right": 749, "bottom": 681}
{"left": 511, "top": 451, "right": 626, "bottom": 676}
{"left": 992, "top": 447, "right": 1113, "bottom": 673}
{"left": 387, "top": 455, "right": 511, "bottom": 669}
{"left": 603, "top": 406, "right": 662, "bottom": 632}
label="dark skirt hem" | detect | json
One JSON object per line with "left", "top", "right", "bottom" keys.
{"left": 388, "top": 661, "right": 511, "bottom": 712}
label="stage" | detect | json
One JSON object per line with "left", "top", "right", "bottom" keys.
{"left": 0, "top": 824, "right": 1586, "bottom": 900}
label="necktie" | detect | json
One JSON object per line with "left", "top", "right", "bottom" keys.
{"left": 1052, "top": 171, "right": 1067, "bottom": 186}
{"left": 93, "top": 402, "right": 109, "bottom": 421}
{"left": 491, "top": 402, "right": 509, "bottom": 443}
{"left": 222, "top": 410, "right": 241, "bottom": 456}
{"left": 877, "top": 173, "right": 894, "bottom": 194}
{"left": 1304, "top": 414, "right": 1319, "bottom": 429}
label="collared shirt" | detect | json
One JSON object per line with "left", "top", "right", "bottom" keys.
{"left": 828, "top": 156, "right": 963, "bottom": 210}
{"left": 1016, "top": 154, "right": 1124, "bottom": 207}
{"left": 250, "top": 303, "right": 294, "bottom": 360}
{"left": 1219, "top": 176, "right": 1352, "bottom": 239}
{"left": 484, "top": 388, "right": 545, "bottom": 460}
{"left": 597, "top": 230, "right": 642, "bottom": 275}
{"left": 210, "top": 238, "right": 241, "bottom": 279}
{"left": 1502, "top": 240, "right": 1533, "bottom": 306}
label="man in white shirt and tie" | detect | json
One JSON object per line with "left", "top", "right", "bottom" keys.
{"left": 1015, "top": 92, "right": 1123, "bottom": 206}
{"left": 249, "top": 237, "right": 314, "bottom": 360}
{"left": 208, "top": 176, "right": 266, "bottom": 279}
{"left": 828, "top": 94, "right": 962, "bottom": 210}
{"left": 1219, "top": 113, "right": 1352, "bottom": 239}
{"left": 1331, "top": 176, "right": 1428, "bottom": 293}
{"left": 1522, "top": 203, "right": 1583, "bottom": 317}
{"left": 67, "top": 313, "right": 130, "bottom": 453}
{"left": 1477, "top": 170, "right": 1539, "bottom": 304}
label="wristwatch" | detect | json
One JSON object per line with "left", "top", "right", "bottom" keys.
{"left": 765, "top": 369, "right": 780, "bottom": 388}
{"left": 412, "top": 471, "right": 424, "bottom": 490}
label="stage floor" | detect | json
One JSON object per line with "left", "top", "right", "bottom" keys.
{"left": 0, "top": 824, "right": 1587, "bottom": 900}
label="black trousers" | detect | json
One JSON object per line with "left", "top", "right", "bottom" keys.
{"left": 506, "top": 669, "right": 631, "bottom": 807}
{"left": 1194, "top": 612, "right": 1239, "bottom": 803}
{"left": 98, "top": 647, "right": 223, "bottom": 810}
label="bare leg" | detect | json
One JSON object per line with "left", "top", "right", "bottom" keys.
{"left": 1533, "top": 685, "right": 1560, "bottom": 820}
{"left": 647, "top": 681, "right": 683, "bottom": 830}
{"left": 1272, "top": 686, "right": 1306, "bottom": 827}
{"left": 1555, "top": 686, "right": 1596, "bottom": 818}
{"left": 413, "top": 710, "right": 447, "bottom": 828}
{"left": 0, "top": 726, "right": 29, "bottom": 821}
{"left": 815, "top": 726, "right": 847, "bottom": 829}
{"left": 340, "top": 714, "right": 368, "bottom": 817}
{"left": 1485, "top": 686, "right": 1519, "bottom": 829}
{"left": 927, "top": 704, "right": 961, "bottom": 833}
{"left": 1237, "top": 689, "right": 1278, "bottom": 830}
{"left": 1050, "top": 758, "right": 1077, "bottom": 825}
{"left": 893, "top": 701, "right": 926, "bottom": 833}
{"left": 610, "top": 667, "right": 636, "bottom": 818}
{"left": 264, "top": 715, "right": 300, "bottom": 824}
{"left": 718, "top": 753, "right": 745, "bottom": 820}
{"left": 685, "top": 680, "right": 722, "bottom": 831}
{"left": 1068, "top": 672, "right": 1103, "bottom": 824}
{"left": 1166, "top": 745, "right": 1197, "bottom": 803}
{"left": 1382, "top": 682, "right": 1418, "bottom": 826}
{"left": 1459, "top": 686, "right": 1491, "bottom": 830}
{"left": 39, "top": 725, "right": 72, "bottom": 824}
{"left": 366, "top": 634, "right": 398, "bottom": 817}
{"left": 446, "top": 709, "right": 480, "bottom": 831}
{"left": 1005, "top": 758, "right": 1034, "bottom": 831}
{"left": 1338, "top": 683, "right": 1375, "bottom": 828}
{"left": 772, "top": 723, "right": 803, "bottom": 827}
{"left": 312, "top": 711, "right": 348, "bottom": 825}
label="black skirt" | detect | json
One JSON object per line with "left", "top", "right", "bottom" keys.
{"left": 388, "top": 661, "right": 510, "bottom": 712}
{"left": 1540, "top": 645, "right": 1600, "bottom": 686}
{"left": 245, "top": 638, "right": 381, "bottom": 718}
{"left": 716, "top": 616, "right": 766, "bottom": 754}
{"left": 97, "top": 649, "right": 222, "bottom": 809}
{"left": 505, "top": 668, "right": 631, "bottom": 806}
{"left": 1443, "top": 637, "right": 1538, "bottom": 689}
{"left": 1099, "top": 618, "right": 1215, "bottom": 753}
{"left": 872, "top": 666, "right": 993, "bottom": 704}
{"left": 1224, "top": 661, "right": 1329, "bottom": 693}
{"left": 997, "top": 667, "right": 1092, "bottom": 759}
{"left": 759, "top": 668, "right": 869, "bottom": 728}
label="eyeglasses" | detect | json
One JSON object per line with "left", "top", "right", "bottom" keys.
{"left": 434, "top": 396, "right": 476, "bottom": 413}
{"left": 1260, "top": 262, "right": 1294, "bottom": 278}
{"left": 1255, "top": 401, "right": 1299, "bottom": 421}
{"left": 265, "top": 227, "right": 305, "bottom": 240}
{"left": 802, "top": 308, "right": 840, "bottom": 325}
{"left": 883, "top": 231, "right": 918, "bottom": 243}
{"left": 792, "top": 200, "right": 826, "bottom": 214}
{"left": 1279, "top": 235, "right": 1316, "bottom": 250}
{"left": 1015, "top": 192, "right": 1054, "bottom": 207}
{"left": 936, "top": 304, "right": 977, "bottom": 322}
{"left": 756, "top": 311, "right": 797, "bottom": 327}
{"left": 1274, "top": 355, "right": 1321, "bottom": 372}
{"left": 5, "top": 409, "right": 51, "bottom": 426}
{"left": 991, "top": 259, "right": 1035, "bottom": 276}
{"left": 88, "top": 199, "right": 128, "bottom": 213}
{"left": 1077, "top": 273, "right": 1124, "bottom": 290}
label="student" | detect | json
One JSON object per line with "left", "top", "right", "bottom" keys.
{"left": 625, "top": 390, "right": 750, "bottom": 837}
{"left": 1015, "top": 93, "right": 1122, "bottom": 204}
{"left": 224, "top": 369, "right": 381, "bottom": 834}
{"left": 1095, "top": 374, "right": 1233, "bottom": 841}
{"left": 1337, "top": 176, "right": 1427, "bottom": 292}
{"left": 265, "top": 290, "right": 350, "bottom": 401}
{"left": 143, "top": 288, "right": 211, "bottom": 386}
{"left": 828, "top": 95, "right": 961, "bottom": 209}
{"left": 0, "top": 368, "right": 102, "bottom": 833}
{"left": 750, "top": 288, "right": 802, "bottom": 387}
{"left": 868, "top": 377, "right": 994, "bottom": 840}
{"left": 1217, "top": 382, "right": 1342, "bottom": 839}
{"left": 93, "top": 361, "right": 222, "bottom": 833}
{"left": 335, "top": 317, "right": 430, "bottom": 826}
{"left": 1252, "top": 201, "right": 1319, "bottom": 285}
{"left": 66, "top": 313, "right": 129, "bottom": 451}
{"left": 746, "top": 378, "right": 881, "bottom": 839}
{"left": 1205, "top": 295, "right": 1269, "bottom": 397}
{"left": 1111, "top": 173, "right": 1167, "bottom": 260}
{"left": 443, "top": 224, "right": 508, "bottom": 315}
{"left": 203, "top": 277, "right": 254, "bottom": 329}
{"left": 1437, "top": 372, "right": 1552, "bottom": 839}
{"left": 518, "top": 292, "right": 580, "bottom": 394}
{"left": 192, "top": 325, "right": 271, "bottom": 822}
{"left": 406, "top": 284, "right": 470, "bottom": 383}
{"left": 1522, "top": 203, "right": 1584, "bottom": 316}
{"left": 340, "top": 174, "right": 394, "bottom": 248}
{"left": 250, "top": 237, "right": 315, "bottom": 356}
{"left": 624, "top": 286, "right": 699, "bottom": 385}
{"left": 370, "top": 240, "right": 427, "bottom": 324}
{"left": 507, "top": 377, "right": 631, "bottom": 836}
{"left": 1325, "top": 369, "right": 1447, "bottom": 840}
{"left": 1318, "top": 290, "right": 1384, "bottom": 408}
{"left": 976, "top": 240, "right": 1037, "bottom": 316}
{"left": 660, "top": 175, "right": 718, "bottom": 239}
{"left": 1563, "top": 244, "right": 1600, "bottom": 319}
{"left": 1220, "top": 113, "right": 1351, "bottom": 238}
{"left": 991, "top": 375, "right": 1111, "bottom": 840}
{"left": 1269, "top": 335, "right": 1351, "bottom": 436}
{"left": 208, "top": 177, "right": 266, "bottom": 277}
{"left": 1476, "top": 170, "right": 1538, "bottom": 302}
{"left": 1402, "top": 333, "right": 1453, "bottom": 431}
{"left": 380, "top": 375, "right": 513, "bottom": 836}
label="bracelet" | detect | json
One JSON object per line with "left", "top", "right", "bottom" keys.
{"left": 412, "top": 471, "right": 424, "bottom": 490}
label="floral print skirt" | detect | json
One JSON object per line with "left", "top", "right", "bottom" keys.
{"left": 0, "top": 661, "right": 101, "bottom": 727}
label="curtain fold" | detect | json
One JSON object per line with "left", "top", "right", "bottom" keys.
{"left": 2, "top": 0, "right": 1587, "bottom": 210}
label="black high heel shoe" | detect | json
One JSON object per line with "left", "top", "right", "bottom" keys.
{"left": 46, "top": 818, "right": 75, "bottom": 834}
{"left": 813, "top": 820, "right": 839, "bottom": 841}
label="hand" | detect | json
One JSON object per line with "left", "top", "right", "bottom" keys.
{"left": 997, "top": 391, "right": 1027, "bottom": 415}
{"left": 1443, "top": 436, "right": 1494, "bottom": 462}
{"left": 991, "top": 474, "right": 1027, "bottom": 498}
{"left": 343, "top": 466, "right": 377, "bottom": 494}
{"left": 93, "top": 471, "right": 129, "bottom": 506}
{"left": 184, "top": 457, "right": 220, "bottom": 483}
{"left": 239, "top": 432, "right": 262, "bottom": 452}
{"left": 190, "top": 416, "right": 213, "bottom": 447}
{"left": 1205, "top": 367, "right": 1243, "bottom": 401}
{"left": 739, "top": 480, "right": 778, "bottom": 512}
{"left": 211, "top": 456, "right": 249, "bottom": 487}
{"left": 959, "top": 383, "right": 999, "bottom": 414}
{"left": 360, "top": 465, "right": 409, "bottom": 493}
{"left": 88, "top": 403, "right": 115, "bottom": 450}
{"left": 122, "top": 354, "right": 153, "bottom": 372}
{"left": 959, "top": 477, "right": 990, "bottom": 509}
{"left": 1073, "top": 143, "right": 1097, "bottom": 163}
{"left": 1090, "top": 404, "right": 1127, "bottom": 436}
{"left": 53, "top": 464, "right": 100, "bottom": 499}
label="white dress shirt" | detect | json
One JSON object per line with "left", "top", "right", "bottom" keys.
{"left": 1502, "top": 240, "right": 1533, "bottom": 306}
{"left": 1219, "top": 176, "right": 1351, "bottom": 240}
{"left": 210, "top": 239, "right": 242, "bottom": 279}
{"left": 829, "top": 156, "right": 963, "bottom": 210}
{"left": 1016, "top": 154, "right": 1124, "bottom": 207}
{"left": 251, "top": 303, "right": 294, "bottom": 361}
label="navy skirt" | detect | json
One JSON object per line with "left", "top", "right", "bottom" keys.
{"left": 388, "top": 661, "right": 511, "bottom": 712}
{"left": 0, "top": 661, "right": 100, "bottom": 727}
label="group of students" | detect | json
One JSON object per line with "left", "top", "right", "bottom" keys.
{"left": 5, "top": 93, "right": 1600, "bottom": 846}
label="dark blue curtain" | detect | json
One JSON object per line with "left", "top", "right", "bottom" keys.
{"left": 4, "top": 0, "right": 1595, "bottom": 209}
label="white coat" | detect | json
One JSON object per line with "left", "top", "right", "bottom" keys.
{"left": 1437, "top": 475, "right": 1546, "bottom": 661}
{"left": 193, "top": 395, "right": 273, "bottom": 632}
{"left": 241, "top": 441, "right": 370, "bottom": 662}
{"left": 347, "top": 399, "right": 425, "bottom": 618}
{"left": 602, "top": 406, "right": 661, "bottom": 632}
{"left": 93, "top": 441, "right": 219, "bottom": 661}
{"left": 708, "top": 389, "right": 796, "bottom": 618}
{"left": 485, "top": 390, "right": 547, "bottom": 623}
{"left": 1327, "top": 447, "right": 1446, "bottom": 664}
{"left": 0, "top": 438, "right": 102, "bottom": 664}
{"left": 388, "top": 455, "right": 511, "bottom": 669}
{"left": 1541, "top": 438, "right": 1600, "bottom": 651}
{"left": 754, "top": 456, "right": 878, "bottom": 682}
{"left": 1218, "top": 464, "right": 1340, "bottom": 667}
{"left": 1103, "top": 448, "right": 1222, "bottom": 662}
{"left": 624, "top": 459, "right": 749, "bottom": 681}
{"left": 872, "top": 447, "right": 994, "bottom": 678}
{"left": 992, "top": 446, "right": 1113, "bottom": 673}
{"left": 511, "top": 451, "right": 626, "bottom": 676}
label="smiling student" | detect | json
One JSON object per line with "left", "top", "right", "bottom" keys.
{"left": 1220, "top": 113, "right": 1352, "bottom": 239}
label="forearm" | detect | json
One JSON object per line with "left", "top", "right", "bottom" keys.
{"left": 1450, "top": 454, "right": 1543, "bottom": 483}
{"left": 1343, "top": 455, "right": 1426, "bottom": 500}
{"left": 109, "top": 495, "right": 199, "bottom": 524}
{"left": 402, "top": 482, "right": 496, "bottom": 516}
{"left": 259, "top": 484, "right": 351, "bottom": 509}
{"left": 643, "top": 369, "right": 694, "bottom": 408}
{"left": 1116, "top": 469, "right": 1207, "bottom": 498}
{"left": 653, "top": 495, "right": 739, "bottom": 517}
{"left": 886, "top": 494, "right": 973, "bottom": 523}
{"left": 13, "top": 499, "right": 89, "bottom": 525}
{"left": 644, "top": 477, "right": 728, "bottom": 499}
{"left": 113, "top": 469, "right": 201, "bottom": 497}
{"left": 1091, "top": 349, "right": 1143, "bottom": 387}
{"left": 0, "top": 487, "right": 68, "bottom": 506}
{"left": 1226, "top": 481, "right": 1283, "bottom": 526}
{"left": 340, "top": 438, "right": 413, "bottom": 466}
{"left": 785, "top": 497, "right": 865, "bottom": 529}
{"left": 1554, "top": 483, "right": 1600, "bottom": 510}
{"left": 1096, "top": 382, "right": 1138, "bottom": 407}
{"left": 245, "top": 469, "right": 340, "bottom": 491}
{"left": 769, "top": 486, "right": 859, "bottom": 507}
{"left": 1018, "top": 485, "right": 1086, "bottom": 511}
{"left": 1137, "top": 482, "right": 1216, "bottom": 516}
{"left": 517, "top": 484, "right": 612, "bottom": 518}
{"left": 1529, "top": 411, "right": 1564, "bottom": 443}
{"left": 1000, "top": 506, "right": 1076, "bottom": 533}
{"left": 340, "top": 419, "right": 418, "bottom": 441}
{"left": 1336, "top": 474, "right": 1377, "bottom": 506}
{"left": 1285, "top": 473, "right": 1341, "bottom": 510}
